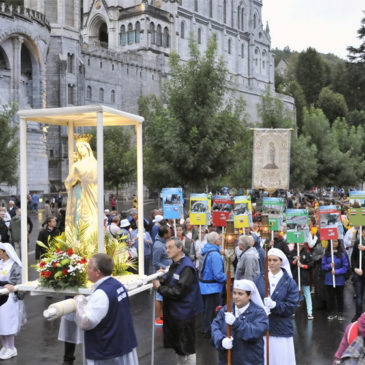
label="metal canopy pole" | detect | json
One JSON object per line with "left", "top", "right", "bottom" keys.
{"left": 20, "top": 118, "right": 28, "bottom": 283}
{"left": 136, "top": 122, "right": 144, "bottom": 276}
{"left": 96, "top": 111, "right": 104, "bottom": 253}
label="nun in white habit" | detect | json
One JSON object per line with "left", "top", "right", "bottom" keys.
{"left": 263, "top": 248, "right": 299, "bottom": 365}
{"left": 0, "top": 242, "right": 26, "bottom": 360}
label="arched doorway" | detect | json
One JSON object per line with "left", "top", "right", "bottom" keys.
{"left": 99, "top": 22, "right": 108, "bottom": 47}
{"left": 20, "top": 43, "right": 33, "bottom": 107}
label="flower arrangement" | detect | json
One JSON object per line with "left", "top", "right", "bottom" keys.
{"left": 34, "top": 245, "right": 88, "bottom": 290}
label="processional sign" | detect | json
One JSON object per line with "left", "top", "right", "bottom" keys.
{"left": 252, "top": 129, "right": 291, "bottom": 191}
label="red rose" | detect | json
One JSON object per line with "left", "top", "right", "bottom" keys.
{"left": 81, "top": 258, "right": 88, "bottom": 264}
{"left": 62, "top": 269, "right": 68, "bottom": 275}
{"left": 67, "top": 249, "right": 74, "bottom": 256}
{"left": 39, "top": 261, "right": 46, "bottom": 267}
{"left": 45, "top": 271, "right": 52, "bottom": 278}
{"left": 40, "top": 271, "right": 45, "bottom": 276}
{"left": 53, "top": 262, "right": 58, "bottom": 268}
{"left": 56, "top": 249, "right": 61, "bottom": 253}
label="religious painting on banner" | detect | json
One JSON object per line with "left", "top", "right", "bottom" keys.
{"left": 252, "top": 129, "right": 291, "bottom": 191}
{"left": 162, "top": 188, "right": 184, "bottom": 220}
{"left": 190, "top": 194, "right": 211, "bottom": 226}
{"left": 318, "top": 205, "right": 342, "bottom": 240}
{"left": 286, "top": 209, "right": 309, "bottom": 243}
{"left": 212, "top": 196, "right": 234, "bottom": 227}
{"left": 262, "top": 197, "right": 284, "bottom": 231}
{"left": 233, "top": 196, "right": 252, "bottom": 229}
{"left": 349, "top": 191, "right": 365, "bottom": 226}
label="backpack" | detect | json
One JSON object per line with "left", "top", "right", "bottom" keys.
{"left": 198, "top": 250, "right": 217, "bottom": 283}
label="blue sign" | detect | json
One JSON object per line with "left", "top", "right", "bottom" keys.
{"left": 162, "top": 188, "right": 184, "bottom": 219}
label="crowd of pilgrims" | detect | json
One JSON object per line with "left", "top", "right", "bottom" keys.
{"left": 0, "top": 191, "right": 365, "bottom": 364}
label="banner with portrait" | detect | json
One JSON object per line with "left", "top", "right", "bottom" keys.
{"left": 286, "top": 209, "right": 309, "bottom": 243}
{"left": 212, "top": 196, "right": 234, "bottom": 227}
{"left": 190, "top": 194, "right": 211, "bottom": 226}
{"left": 233, "top": 196, "right": 252, "bottom": 229}
{"left": 262, "top": 197, "right": 284, "bottom": 231}
{"left": 161, "top": 188, "right": 184, "bottom": 220}
{"left": 252, "top": 129, "right": 291, "bottom": 191}
{"left": 349, "top": 191, "right": 365, "bottom": 226}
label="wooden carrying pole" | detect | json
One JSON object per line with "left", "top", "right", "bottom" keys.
{"left": 226, "top": 256, "right": 232, "bottom": 365}
{"left": 265, "top": 244, "right": 270, "bottom": 365}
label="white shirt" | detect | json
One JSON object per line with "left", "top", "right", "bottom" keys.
{"left": 235, "top": 302, "right": 250, "bottom": 317}
{"left": 75, "top": 276, "right": 110, "bottom": 331}
{"left": 269, "top": 269, "right": 283, "bottom": 295}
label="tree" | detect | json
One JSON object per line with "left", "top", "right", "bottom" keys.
{"left": 285, "top": 80, "right": 306, "bottom": 132}
{"left": 140, "top": 36, "right": 247, "bottom": 190}
{"left": 347, "top": 109, "right": 365, "bottom": 127}
{"left": 257, "top": 87, "right": 295, "bottom": 128}
{"left": 90, "top": 126, "right": 136, "bottom": 195}
{"left": 295, "top": 47, "right": 325, "bottom": 105}
{"left": 0, "top": 103, "right": 18, "bottom": 185}
{"left": 347, "top": 13, "right": 365, "bottom": 62}
{"left": 317, "top": 87, "right": 348, "bottom": 124}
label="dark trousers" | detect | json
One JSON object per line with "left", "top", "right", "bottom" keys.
{"left": 64, "top": 342, "right": 75, "bottom": 362}
{"left": 326, "top": 285, "right": 344, "bottom": 314}
{"left": 202, "top": 293, "right": 220, "bottom": 334}
{"left": 354, "top": 275, "right": 365, "bottom": 316}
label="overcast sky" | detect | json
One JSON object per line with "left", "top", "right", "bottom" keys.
{"left": 262, "top": 0, "right": 364, "bottom": 59}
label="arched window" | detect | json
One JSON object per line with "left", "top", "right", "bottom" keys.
{"left": 241, "top": 8, "right": 244, "bottom": 30}
{"left": 68, "top": 84, "right": 74, "bottom": 105}
{"left": 209, "top": 0, "right": 213, "bottom": 17}
{"left": 128, "top": 23, "right": 134, "bottom": 44}
{"left": 228, "top": 38, "right": 231, "bottom": 54}
{"left": 198, "top": 28, "right": 201, "bottom": 44}
{"left": 262, "top": 51, "right": 266, "bottom": 69}
{"left": 111, "top": 90, "right": 115, "bottom": 103}
{"left": 181, "top": 21, "right": 185, "bottom": 39}
{"left": 231, "top": 0, "right": 234, "bottom": 27}
{"left": 120, "top": 25, "right": 127, "bottom": 46}
{"left": 241, "top": 43, "right": 244, "bottom": 58}
{"left": 99, "top": 88, "right": 104, "bottom": 102}
{"left": 194, "top": 0, "right": 198, "bottom": 12}
{"left": 156, "top": 25, "right": 162, "bottom": 46}
{"left": 223, "top": 0, "right": 227, "bottom": 24}
{"left": 86, "top": 85, "right": 92, "bottom": 100}
{"left": 162, "top": 27, "right": 169, "bottom": 48}
{"left": 253, "top": 13, "right": 257, "bottom": 29}
{"left": 237, "top": 6, "right": 240, "bottom": 29}
{"left": 255, "top": 48, "right": 259, "bottom": 67}
{"left": 150, "top": 22, "right": 156, "bottom": 45}
{"left": 135, "top": 22, "right": 141, "bottom": 43}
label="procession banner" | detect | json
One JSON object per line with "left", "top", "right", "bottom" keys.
{"left": 233, "top": 196, "right": 252, "bottom": 229}
{"left": 252, "top": 129, "right": 291, "bottom": 191}
{"left": 262, "top": 197, "right": 284, "bottom": 231}
{"left": 161, "top": 188, "right": 184, "bottom": 220}
{"left": 318, "top": 205, "right": 341, "bottom": 240}
{"left": 190, "top": 194, "right": 210, "bottom": 226}
{"left": 286, "top": 209, "right": 309, "bottom": 243}
{"left": 349, "top": 191, "right": 365, "bottom": 226}
{"left": 212, "top": 196, "right": 234, "bottom": 227}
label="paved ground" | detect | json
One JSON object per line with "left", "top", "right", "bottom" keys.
{"left": 2, "top": 204, "right": 357, "bottom": 364}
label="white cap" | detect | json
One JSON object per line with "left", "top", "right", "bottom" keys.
{"left": 153, "top": 215, "right": 164, "bottom": 223}
{"left": 233, "top": 279, "right": 265, "bottom": 310}
{"left": 104, "top": 209, "right": 110, "bottom": 214}
{"left": 120, "top": 219, "right": 131, "bottom": 228}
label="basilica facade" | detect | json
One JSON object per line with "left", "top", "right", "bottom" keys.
{"left": 0, "top": 0, "right": 294, "bottom": 192}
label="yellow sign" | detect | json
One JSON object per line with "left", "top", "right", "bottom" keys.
{"left": 190, "top": 194, "right": 210, "bottom": 226}
{"left": 233, "top": 196, "right": 252, "bottom": 229}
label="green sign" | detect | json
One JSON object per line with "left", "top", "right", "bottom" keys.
{"left": 286, "top": 209, "right": 308, "bottom": 243}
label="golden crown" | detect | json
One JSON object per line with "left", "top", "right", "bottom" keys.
{"left": 75, "top": 134, "right": 93, "bottom": 143}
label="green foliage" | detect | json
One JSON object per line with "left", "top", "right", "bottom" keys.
{"left": 295, "top": 47, "right": 325, "bottom": 105}
{"left": 90, "top": 126, "right": 136, "bottom": 193}
{"left": 257, "top": 87, "right": 295, "bottom": 128}
{"left": 347, "top": 13, "right": 365, "bottom": 62}
{"left": 347, "top": 109, "right": 365, "bottom": 127}
{"left": 317, "top": 87, "right": 348, "bottom": 124}
{"left": 0, "top": 103, "right": 18, "bottom": 185}
{"left": 285, "top": 80, "right": 306, "bottom": 132}
{"left": 140, "top": 36, "right": 248, "bottom": 190}
{"left": 290, "top": 135, "right": 318, "bottom": 190}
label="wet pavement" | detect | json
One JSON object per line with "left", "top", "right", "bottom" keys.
{"left": 4, "top": 208, "right": 358, "bottom": 365}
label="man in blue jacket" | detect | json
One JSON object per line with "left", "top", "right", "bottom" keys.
{"left": 199, "top": 231, "right": 227, "bottom": 337}
{"left": 153, "top": 237, "right": 203, "bottom": 364}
